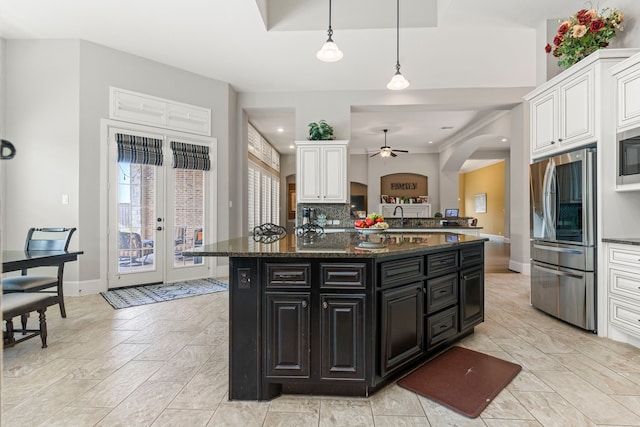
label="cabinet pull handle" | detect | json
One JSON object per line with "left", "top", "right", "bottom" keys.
{"left": 323, "top": 301, "right": 328, "bottom": 309}
{"left": 302, "top": 300, "right": 308, "bottom": 308}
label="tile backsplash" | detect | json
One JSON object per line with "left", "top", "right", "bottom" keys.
{"left": 296, "top": 203, "right": 351, "bottom": 228}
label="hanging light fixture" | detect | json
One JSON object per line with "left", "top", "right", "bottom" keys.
{"left": 317, "top": 0, "right": 343, "bottom": 62}
{"left": 387, "top": 0, "right": 409, "bottom": 90}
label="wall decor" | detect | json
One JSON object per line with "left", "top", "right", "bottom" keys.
{"left": 475, "top": 193, "right": 487, "bottom": 213}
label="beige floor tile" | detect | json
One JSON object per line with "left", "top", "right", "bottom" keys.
{"left": 71, "top": 360, "right": 164, "bottom": 408}
{"left": 369, "top": 384, "right": 424, "bottom": 417}
{"left": 150, "top": 408, "right": 214, "bottom": 426}
{"left": 133, "top": 330, "right": 200, "bottom": 361}
{"left": 373, "top": 415, "right": 431, "bottom": 426}
{"left": 95, "top": 381, "right": 184, "bottom": 426}
{"left": 481, "top": 389, "right": 535, "bottom": 420}
{"left": 268, "top": 395, "right": 321, "bottom": 414}
{"left": 532, "top": 370, "right": 640, "bottom": 425}
{"left": 510, "top": 391, "right": 596, "bottom": 427}
{"left": 65, "top": 342, "right": 150, "bottom": 380}
{"left": 319, "top": 398, "right": 374, "bottom": 426}
{"left": 1, "top": 378, "right": 100, "bottom": 427}
{"left": 483, "top": 420, "right": 542, "bottom": 427}
{"left": 147, "top": 344, "right": 216, "bottom": 384}
{"left": 38, "top": 406, "right": 113, "bottom": 427}
{"left": 206, "top": 401, "right": 270, "bottom": 427}
{"left": 263, "top": 411, "right": 319, "bottom": 426}
{"left": 168, "top": 362, "right": 228, "bottom": 410}
{"left": 418, "top": 396, "right": 487, "bottom": 426}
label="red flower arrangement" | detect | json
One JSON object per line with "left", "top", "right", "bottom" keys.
{"left": 545, "top": 8, "right": 624, "bottom": 68}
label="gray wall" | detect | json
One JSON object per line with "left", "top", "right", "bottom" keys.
{"left": 4, "top": 39, "right": 235, "bottom": 286}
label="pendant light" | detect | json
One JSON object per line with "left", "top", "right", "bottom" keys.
{"left": 387, "top": 0, "right": 409, "bottom": 90}
{"left": 317, "top": 0, "right": 343, "bottom": 62}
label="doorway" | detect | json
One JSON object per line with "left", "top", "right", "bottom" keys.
{"left": 105, "top": 122, "right": 216, "bottom": 289}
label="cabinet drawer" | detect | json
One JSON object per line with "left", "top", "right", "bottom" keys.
{"left": 609, "top": 296, "right": 640, "bottom": 337}
{"left": 426, "top": 306, "right": 458, "bottom": 348}
{"left": 609, "top": 246, "right": 640, "bottom": 270}
{"left": 265, "top": 263, "right": 311, "bottom": 288}
{"left": 426, "top": 251, "right": 458, "bottom": 277}
{"left": 380, "top": 257, "right": 424, "bottom": 287}
{"left": 320, "top": 263, "right": 366, "bottom": 289}
{"left": 460, "top": 245, "right": 483, "bottom": 268}
{"left": 426, "top": 273, "right": 458, "bottom": 314}
{"left": 609, "top": 267, "right": 640, "bottom": 301}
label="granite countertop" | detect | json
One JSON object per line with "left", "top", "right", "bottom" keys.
{"left": 602, "top": 238, "right": 640, "bottom": 246}
{"left": 183, "top": 231, "right": 488, "bottom": 259}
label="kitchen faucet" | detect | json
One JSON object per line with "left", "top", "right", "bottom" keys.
{"left": 393, "top": 205, "right": 404, "bottom": 228}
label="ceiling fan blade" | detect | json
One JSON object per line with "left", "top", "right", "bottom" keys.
{"left": 394, "top": 149, "right": 409, "bottom": 153}
{"left": 391, "top": 152, "right": 398, "bottom": 157}
{"left": 370, "top": 152, "right": 380, "bottom": 157}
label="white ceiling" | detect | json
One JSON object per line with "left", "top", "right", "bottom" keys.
{"left": 0, "top": 0, "right": 583, "bottom": 170}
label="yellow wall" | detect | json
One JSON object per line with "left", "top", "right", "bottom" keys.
{"left": 459, "top": 161, "right": 505, "bottom": 236}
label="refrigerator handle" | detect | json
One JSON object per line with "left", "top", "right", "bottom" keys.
{"left": 542, "top": 160, "right": 556, "bottom": 239}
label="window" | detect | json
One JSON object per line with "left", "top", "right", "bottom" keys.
{"left": 248, "top": 124, "right": 280, "bottom": 232}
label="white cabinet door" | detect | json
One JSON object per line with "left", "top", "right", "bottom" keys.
{"left": 530, "top": 91, "right": 558, "bottom": 158}
{"left": 322, "top": 145, "right": 347, "bottom": 202}
{"left": 296, "top": 141, "right": 348, "bottom": 203}
{"left": 616, "top": 66, "right": 640, "bottom": 130}
{"left": 297, "top": 145, "right": 322, "bottom": 202}
{"left": 559, "top": 68, "right": 595, "bottom": 149}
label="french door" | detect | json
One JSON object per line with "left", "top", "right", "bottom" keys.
{"left": 107, "top": 123, "right": 215, "bottom": 288}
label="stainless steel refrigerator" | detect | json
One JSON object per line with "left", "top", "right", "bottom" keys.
{"left": 529, "top": 147, "right": 596, "bottom": 331}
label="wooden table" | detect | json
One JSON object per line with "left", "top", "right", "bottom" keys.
{"left": 3, "top": 250, "right": 84, "bottom": 273}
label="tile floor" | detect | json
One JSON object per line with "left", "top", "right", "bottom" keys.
{"left": 4, "top": 268, "right": 640, "bottom": 425}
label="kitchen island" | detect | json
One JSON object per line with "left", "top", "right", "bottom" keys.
{"left": 184, "top": 231, "right": 487, "bottom": 401}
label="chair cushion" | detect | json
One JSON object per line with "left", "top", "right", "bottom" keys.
{"left": 2, "top": 275, "right": 58, "bottom": 291}
{"left": 2, "top": 292, "right": 54, "bottom": 312}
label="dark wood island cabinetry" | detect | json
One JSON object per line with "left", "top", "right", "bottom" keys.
{"left": 184, "top": 231, "right": 486, "bottom": 401}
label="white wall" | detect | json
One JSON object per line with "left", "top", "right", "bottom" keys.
{"left": 3, "top": 39, "right": 235, "bottom": 288}
{"left": 5, "top": 41, "right": 81, "bottom": 281}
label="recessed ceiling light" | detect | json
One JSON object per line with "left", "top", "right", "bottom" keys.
{"left": 441, "top": 126, "right": 454, "bottom": 130}
{"left": 289, "top": 145, "right": 294, "bottom": 149}
{"left": 501, "top": 138, "right": 508, "bottom": 142}
{"left": 428, "top": 141, "right": 433, "bottom": 144}
{"left": 277, "top": 127, "right": 284, "bottom": 133}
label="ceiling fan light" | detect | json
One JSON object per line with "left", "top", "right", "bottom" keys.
{"left": 380, "top": 147, "right": 392, "bottom": 158}
{"left": 387, "top": 71, "right": 410, "bottom": 90}
{"left": 317, "top": 40, "right": 343, "bottom": 62}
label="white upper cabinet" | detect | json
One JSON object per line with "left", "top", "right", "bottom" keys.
{"left": 296, "top": 141, "right": 348, "bottom": 203}
{"left": 526, "top": 66, "right": 595, "bottom": 159}
{"left": 612, "top": 52, "right": 640, "bottom": 132}
{"left": 525, "top": 49, "right": 640, "bottom": 161}
{"left": 110, "top": 87, "right": 211, "bottom": 136}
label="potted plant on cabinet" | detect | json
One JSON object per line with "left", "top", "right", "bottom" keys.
{"left": 308, "top": 120, "right": 335, "bottom": 140}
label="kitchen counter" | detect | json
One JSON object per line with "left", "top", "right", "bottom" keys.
{"left": 183, "top": 231, "right": 486, "bottom": 401}
{"left": 185, "top": 231, "right": 487, "bottom": 258}
{"left": 602, "top": 238, "right": 640, "bottom": 246}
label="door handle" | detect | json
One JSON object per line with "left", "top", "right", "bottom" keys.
{"left": 533, "top": 244, "right": 583, "bottom": 254}
{"left": 533, "top": 263, "right": 584, "bottom": 280}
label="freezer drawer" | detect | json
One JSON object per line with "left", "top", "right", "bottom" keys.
{"left": 531, "top": 261, "right": 596, "bottom": 331}
{"left": 531, "top": 241, "right": 595, "bottom": 271}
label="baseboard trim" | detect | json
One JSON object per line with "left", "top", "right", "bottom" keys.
{"left": 65, "top": 279, "right": 107, "bottom": 296}
{"left": 508, "top": 260, "right": 531, "bottom": 275}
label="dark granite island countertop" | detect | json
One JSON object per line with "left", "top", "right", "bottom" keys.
{"left": 182, "top": 231, "right": 488, "bottom": 259}
{"left": 183, "top": 231, "right": 487, "bottom": 401}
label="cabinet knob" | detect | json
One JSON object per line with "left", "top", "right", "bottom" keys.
{"left": 323, "top": 301, "right": 328, "bottom": 309}
{"left": 551, "top": 140, "right": 556, "bottom": 145}
{"left": 302, "top": 300, "right": 308, "bottom": 308}
{"left": 558, "top": 138, "right": 563, "bottom": 142}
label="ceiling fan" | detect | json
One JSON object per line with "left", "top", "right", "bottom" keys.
{"left": 370, "top": 129, "right": 408, "bottom": 158}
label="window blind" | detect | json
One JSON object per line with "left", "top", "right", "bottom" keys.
{"left": 116, "top": 133, "right": 163, "bottom": 166}
{"left": 170, "top": 141, "right": 211, "bottom": 171}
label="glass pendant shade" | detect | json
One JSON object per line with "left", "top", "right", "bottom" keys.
{"left": 380, "top": 147, "right": 392, "bottom": 158}
{"left": 317, "top": 0, "right": 343, "bottom": 62}
{"left": 317, "top": 40, "right": 343, "bottom": 62}
{"left": 387, "top": 71, "right": 410, "bottom": 90}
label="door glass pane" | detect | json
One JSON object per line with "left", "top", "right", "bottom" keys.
{"left": 118, "top": 162, "right": 156, "bottom": 273}
{"left": 174, "top": 168, "right": 205, "bottom": 267}
{"left": 556, "top": 161, "right": 583, "bottom": 242}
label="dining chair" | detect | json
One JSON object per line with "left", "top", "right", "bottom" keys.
{"left": 2, "top": 227, "right": 77, "bottom": 319}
